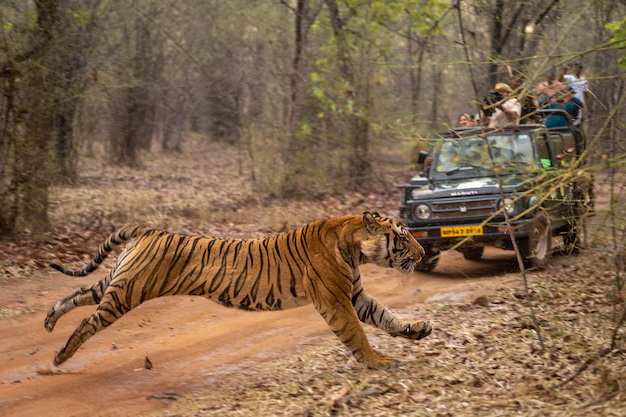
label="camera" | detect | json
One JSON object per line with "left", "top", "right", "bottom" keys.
{"left": 481, "top": 90, "right": 504, "bottom": 117}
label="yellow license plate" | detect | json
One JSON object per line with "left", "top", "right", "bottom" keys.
{"left": 440, "top": 225, "right": 483, "bottom": 237}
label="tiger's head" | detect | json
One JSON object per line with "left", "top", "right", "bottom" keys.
{"left": 360, "top": 211, "right": 425, "bottom": 273}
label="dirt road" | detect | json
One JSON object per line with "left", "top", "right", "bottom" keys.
{"left": 0, "top": 250, "right": 522, "bottom": 417}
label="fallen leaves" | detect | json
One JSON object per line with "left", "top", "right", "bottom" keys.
{"left": 154, "top": 252, "right": 625, "bottom": 417}
{"left": 1, "top": 138, "right": 407, "bottom": 281}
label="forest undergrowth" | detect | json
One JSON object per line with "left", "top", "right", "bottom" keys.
{"left": 0, "top": 136, "right": 624, "bottom": 416}
{"left": 0, "top": 135, "right": 406, "bottom": 278}
{"left": 156, "top": 255, "right": 626, "bottom": 417}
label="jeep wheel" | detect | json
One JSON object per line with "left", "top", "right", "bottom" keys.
{"left": 460, "top": 246, "right": 484, "bottom": 261}
{"left": 518, "top": 214, "right": 551, "bottom": 269}
{"left": 415, "top": 246, "right": 440, "bottom": 272}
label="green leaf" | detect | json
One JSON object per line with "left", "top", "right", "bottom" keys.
{"left": 299, "top": 123, "right": 312, "bottom": 136}
{"left": 312, "top": 86, "right": 325, "bottom": 100}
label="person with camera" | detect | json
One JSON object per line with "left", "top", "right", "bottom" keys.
{"left": 481, "top": 83, "right": 521, "bottom": 129}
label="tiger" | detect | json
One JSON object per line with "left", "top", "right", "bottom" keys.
{"left": 45, "top": 212, "right": 432, "bottom": 370}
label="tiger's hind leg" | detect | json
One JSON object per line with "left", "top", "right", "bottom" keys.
{"left": 45, "top": 271, "right": 115, "bottom": 332}
{"left": 53, "top": 288, "right": 130, "bottom": 366}
{"left": 352, "top": 280, "right": 432, "bottom": 341}
{"left": 52, "top": 266, "right": 144, "bottom": 366}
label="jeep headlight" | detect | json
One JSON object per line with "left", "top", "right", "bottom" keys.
{"left": 528, "top": 196, "right": 539, "bottom": 209}
{"left": 498, "top": 197, "right": 515, "bottom": 215}
{"left": 414, "top": 204, "right": 431, "bottom": 220}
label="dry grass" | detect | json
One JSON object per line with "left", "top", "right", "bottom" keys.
{"left": 49, "top": 135, "right": 409, "bottom": 237}
{"left": 1, "top": 134, "right": 408, "bottom": 277}
{"left": 2, "top": 134, "right": 625, "bottom": 416}
{"left": 153, "top": 256, "right": 626, "bottom": 417}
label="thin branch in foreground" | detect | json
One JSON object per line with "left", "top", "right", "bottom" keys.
{"left": 552, "top": 346, "right": 613, "bottom": 390}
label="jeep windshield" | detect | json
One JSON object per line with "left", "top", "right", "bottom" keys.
{"left": 431, "top": 133, "right": 534, "bottom": 179}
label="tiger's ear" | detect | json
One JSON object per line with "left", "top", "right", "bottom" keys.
{"left": 363, "top": 211, "right": 381, "bottom": 234}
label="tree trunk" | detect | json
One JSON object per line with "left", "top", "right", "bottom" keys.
{"left": 0, "top": 0, "right": 100, "bottom": 234}
{"left": 162, "top": 90, "right": 185, "bottom": 152}
{"left": 17, "top": 60, "right": 54, "bottom": 233}
{"left": 430, "top": 55, "right": 443, "bottom": 127}
{"left": 288, "top": 0, "right": 306, "bottom": 131}
{"left": 109, "top": 12, "right": 155, "bottom": 166}
{"left": 324, "top": 0, "right": 371, "bottom": 186}
{"left": 52, "top": 14, "right": 98, "bottom": 183}
{"left": 110, "top": 86, "right": 141, "bottom": 167}
{"left": 488, "top": 0, "right": 505, "bottom": 87}
{"left": 134, "top": 13, "right": 155, "bottom": 152}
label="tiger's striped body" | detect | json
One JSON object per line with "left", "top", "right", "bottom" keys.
{"left": 46, "top": 212, "right": 432, "bottom": 369}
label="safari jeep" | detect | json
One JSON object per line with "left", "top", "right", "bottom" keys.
{"left": 399, "top": 117, "right": 590, "bottom": 272}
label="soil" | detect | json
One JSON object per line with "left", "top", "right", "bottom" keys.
{"left": 0, "top": 249, "right": 525, "bottom": 417}
{"left": 0, "top": 138, "right": 623, "bottom": 417}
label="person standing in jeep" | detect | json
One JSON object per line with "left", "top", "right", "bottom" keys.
{"left": 562, "top": 60, "right": 592, "bottom": 127}
{"left": 481, "top": 83, "right": 521, "bottom": 129}
{"left": 509, "top": 71, "right": 538, "bottom": 124}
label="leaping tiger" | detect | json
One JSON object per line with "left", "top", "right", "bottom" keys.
{"left": 45, "top": 212, "right": 432, "bottom": 369}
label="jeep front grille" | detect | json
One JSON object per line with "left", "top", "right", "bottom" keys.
{"left": 431, "top": 199, "right": 497, "bottom": 219}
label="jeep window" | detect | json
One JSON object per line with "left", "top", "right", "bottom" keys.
{"left": 535, "top": 131, "right": 553, "bottom": 168}
{"left": 433, "top": 134, "right": 534, "bottom": 176}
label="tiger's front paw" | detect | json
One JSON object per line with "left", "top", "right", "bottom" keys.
{"left": 44, "top": 305, "right": 60, "bottom": 333}
{"left": 363, "top": 349, "right": 399, "bottom": 370}
{"left": 392, "top": 320, "right": 432, "bottom": 340}
{"left": 43, "top": 302, "right": 63, "bottom": 332}
{"left": 366, "top": 355, "right": 399, "bottom": 370}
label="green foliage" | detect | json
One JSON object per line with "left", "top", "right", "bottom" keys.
{"left": 605, "top": 17, "right": 626, "bottom": 67}
{"left": 2, "top": 0, "right": 624, "bottom": 229}
{"left": 66, "top": 8, "right": 91, "bottom": 27}
{"left": 306, "top": 0, "right": 448, "bottom": 123}
{"left": 0, "top": 3, "right": 37, "bottom": 58}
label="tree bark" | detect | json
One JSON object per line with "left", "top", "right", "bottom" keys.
{"left": 324, "top": 0, "right": 371, "bottom": 186}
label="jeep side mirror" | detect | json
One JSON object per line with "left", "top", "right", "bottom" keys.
{"left": 417, "top": 150, "right": 429, "bottom": 165}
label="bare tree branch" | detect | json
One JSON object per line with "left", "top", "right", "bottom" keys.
{"left": 534, "top": 0, "right": 561, "bottom": 26}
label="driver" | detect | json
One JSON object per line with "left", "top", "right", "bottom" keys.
{"left": 463, "top": 139, "right": 487, "bottom": 164}
{"left": 436, "top": 145, "right": 461, "bottom": 172}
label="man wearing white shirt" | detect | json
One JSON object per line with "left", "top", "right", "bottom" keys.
{"left": 562, "top": 61, "right": 592, "bottom": 122}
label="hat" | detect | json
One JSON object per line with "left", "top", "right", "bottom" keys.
{"left": 494, "top": 83, "right": 513, "bottom": 93}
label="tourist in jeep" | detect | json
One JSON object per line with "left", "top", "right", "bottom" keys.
{"left": 480, "top": 83, "right": 521, "bottom": 129}
{"left": 457, "top": 113, "right": 477, "bottom": 127}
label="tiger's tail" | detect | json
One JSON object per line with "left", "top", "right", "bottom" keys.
{"left": 50, "top": 225, "right": 151, "bottom": 277}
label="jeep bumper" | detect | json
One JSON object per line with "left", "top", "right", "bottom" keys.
{"left": 406, "top": 218, "right": 533, "bottom": 250}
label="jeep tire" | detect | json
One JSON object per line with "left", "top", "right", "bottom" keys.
{"left": 415, "top": 245, "right": 440, "bottom": 272}
{"left": 518, "top": 213, "right": 551, "bottom": 269}
{"left": 460, "top": 246, "right": 484, "bottom": 261}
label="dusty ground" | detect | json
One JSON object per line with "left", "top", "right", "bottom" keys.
{"left": 0, "top": 251, "right": 521, "bottom": 417}
{"left": 0, "top": 137, "right": 624, "bottom": 417}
